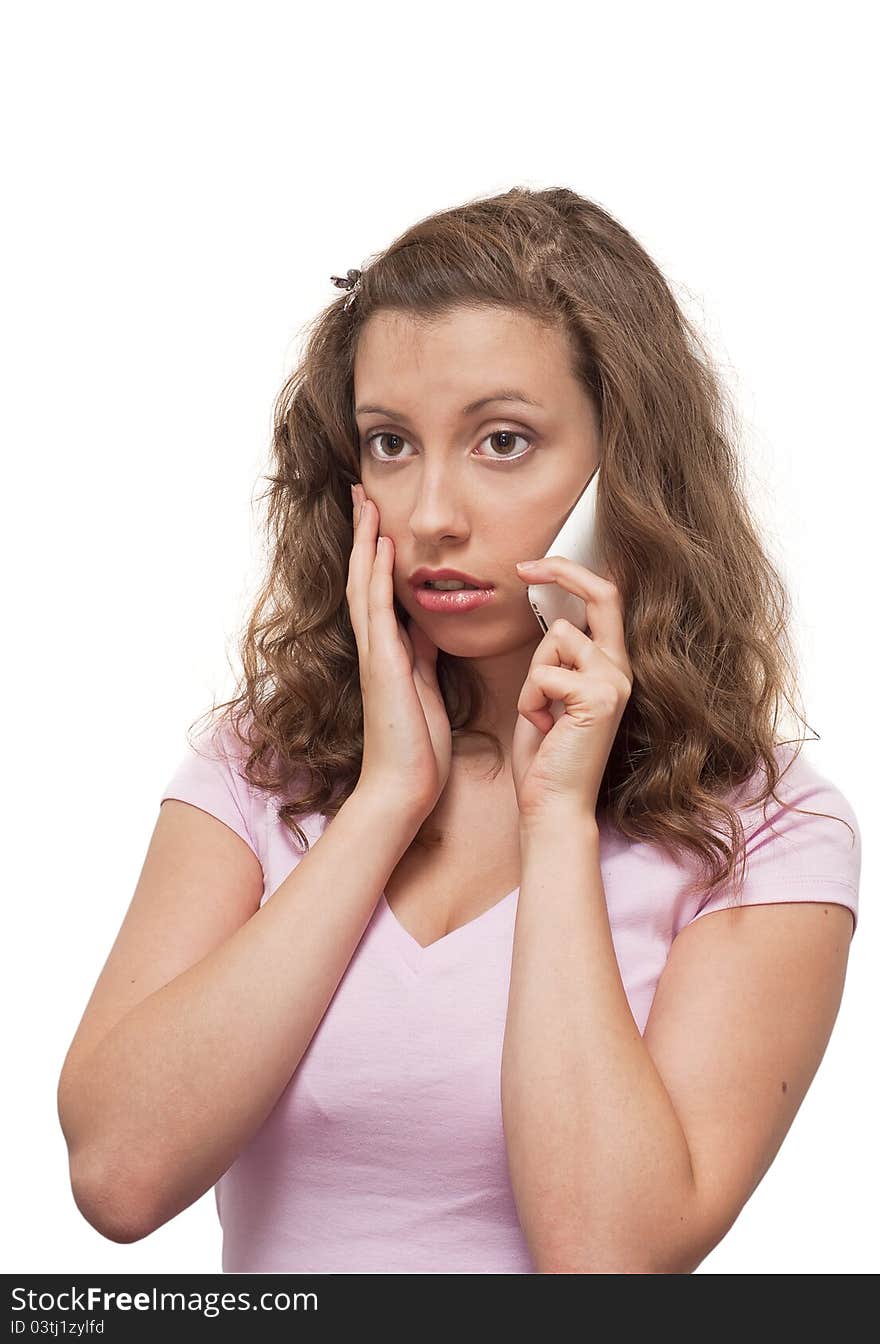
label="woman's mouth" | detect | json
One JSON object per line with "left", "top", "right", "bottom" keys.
{"left": 413, "top": 585, "right": 497, "bottom": 613}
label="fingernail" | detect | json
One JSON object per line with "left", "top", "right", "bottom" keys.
{"left": 516, "top": 560, "right": 540, "bottom": 570}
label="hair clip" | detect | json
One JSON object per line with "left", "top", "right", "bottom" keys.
{"left": 330, "top": 268, "right": 363, "bottom": 311}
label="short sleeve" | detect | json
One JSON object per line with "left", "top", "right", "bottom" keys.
{"left": 687, "top": 746, "right": 861, "bottom": 937}
{"left": 159, "top": 721, "right": 262, "bottom": 864}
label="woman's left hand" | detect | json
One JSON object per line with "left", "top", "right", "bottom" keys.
{"left": 511, "top": 556, "right": 634, "bottom": 824}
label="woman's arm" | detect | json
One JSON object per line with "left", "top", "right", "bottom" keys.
{"left": 57, "top": 784, "right": 422, "bottom": 1243}
{"left": 501, "top": 807, "right": 852, "bottom": 1274}
{"left": 502, "top": 811, "right": 699, "bottom": 1273}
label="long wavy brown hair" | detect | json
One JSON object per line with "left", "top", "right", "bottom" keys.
{"left": 186, "top": 184, "right": 853, "bottom": 906}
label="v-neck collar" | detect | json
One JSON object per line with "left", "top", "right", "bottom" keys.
{"left": 378, "top": 887, "right": 519, "bottom": 974}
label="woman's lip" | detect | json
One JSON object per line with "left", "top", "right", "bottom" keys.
{"left": 412, "top": 585, "right": 497, "bottom": 612}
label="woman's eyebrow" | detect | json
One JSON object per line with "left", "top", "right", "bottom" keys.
{"left": 354, "top": 389, "right": 543, "bottom": 421}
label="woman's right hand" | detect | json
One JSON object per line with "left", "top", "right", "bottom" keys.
{"left": 346, "top": 482, "right": 453, "bottom": 820}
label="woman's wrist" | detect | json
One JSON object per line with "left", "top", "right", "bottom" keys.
{"left": 519, "top": 804, "right": 600, "bottom": 848}
{"left": 348, "top": 778, "right": 431, "bottom": 837}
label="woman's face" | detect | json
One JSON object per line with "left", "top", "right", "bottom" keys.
{"left": 353, "top": 304, "right": 601, "bottom": 659}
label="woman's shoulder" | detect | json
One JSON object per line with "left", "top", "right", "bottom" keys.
{"left": 159, "top": 714, "right": 266, "bottom": 860}
{"left": 684, "top": 742, "right": 861, "bottom": 934}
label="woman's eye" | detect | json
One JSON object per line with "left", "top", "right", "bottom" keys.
{"left": 365, "top": 432, "right": 411, "bottom": 461}
{"left": 364, "top": 429, "right": 534, "bottom": 464}
{"left": 479, "top": 430, "right": 533, "bottom": 461}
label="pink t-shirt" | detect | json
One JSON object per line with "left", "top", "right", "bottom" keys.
{"left": 159, "top": 727, "right": 860, "bottom": 1273}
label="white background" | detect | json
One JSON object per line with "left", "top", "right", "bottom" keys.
{"left": 2, "top": 0, "right": 875, "bottom": 1276}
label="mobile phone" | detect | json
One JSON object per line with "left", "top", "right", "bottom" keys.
{"left": 527, "top": 463, "right": 603, "bottom": 635}
{"left": 526, "top": 463, "right": 603, "bottom": 723}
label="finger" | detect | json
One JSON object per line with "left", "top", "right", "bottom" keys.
{"left": 398, "top": 615, "right": 437, "bottom": 692}
{"left": 515, "top": 707, "right": 549, "bottom": 756}
{"left": 347, "top": 494, "right": 374, "bottom": 661}
{"left": 517, "top": 556, "right": 628, "bottom": 668}
{"left": 398, "top": 616, "right": 415, "bottom": 664}
{"left": 406, "top": 615, "right": 441, "bottom": 688}
{"left": 367, "top": 531, "right": 408, "bottom": 671}
{"left": 518, "top": 663, "right": 576, "bottom": 723}
{"left": 519, "top": 700, "right": 556, "bottom": 736}
{"left": 526, "top": 618, "right": 590, "bottom": 681}
{"left": 529, "top": 619, "right": 632, "bottom": 705}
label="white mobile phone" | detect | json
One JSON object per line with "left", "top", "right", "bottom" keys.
{"left": 527, "top": 463, "right": 603, "bottom": 635}
{"left": 527, "top": 463, "right": 603, "bottom": 722}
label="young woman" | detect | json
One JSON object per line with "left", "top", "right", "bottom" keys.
{"left": 57, "top": 186, "right": 860, "bottom": 1274}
